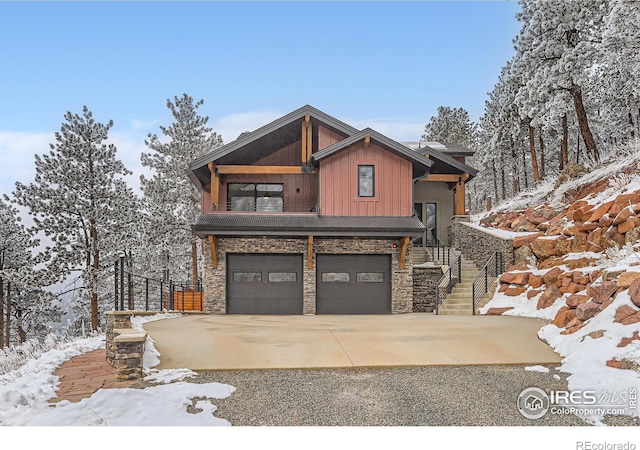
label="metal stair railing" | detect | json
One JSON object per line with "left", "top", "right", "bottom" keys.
{"left": 471, "top": 251, "right": 504, "bottom": 315}
{"left": 427, "top": 239, "right": 451, "bottom": 266}
{"left": 435, "top": 250, "right": 462, "bottom": 315}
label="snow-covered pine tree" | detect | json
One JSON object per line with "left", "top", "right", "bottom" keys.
{"left": 0, "top": 199, "right": 60, "bottom": 346}
{"left": 140, "top": 94, "right": 223, "bottom": 285}
{"left": 421, "top": 106, "right": 477, "bottom": 148}
{"left": 11, "top": 107, "right": 137, "bottom": 331}
{"left": 514, "top": 0, "right": 607, "bottom": 163}
{"left": 596, "top": 0, "right": 640, "bottom": 144}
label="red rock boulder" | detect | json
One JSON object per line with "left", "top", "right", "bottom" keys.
{"left": 575, "top": 302, "right": 601, "bottom": 321}
{"left": 537, "top": 284, "right": 562, "bottom": 309}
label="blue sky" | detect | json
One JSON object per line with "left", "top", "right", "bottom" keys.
{"left": 0, "top": 1, "right": 521, "bottom": 197}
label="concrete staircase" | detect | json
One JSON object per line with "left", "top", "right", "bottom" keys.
{"left": 437, "top": 256, "right": 481, "bottom": 315}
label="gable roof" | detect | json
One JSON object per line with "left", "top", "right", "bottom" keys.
{"left": 187, "top": 104, "right": 478, "bottom": 188}
{"left": 312, "top": 128, "right": 433, "bottom": 179}
{"left": 188, "top": 105, "right": 358, "bottom": 188}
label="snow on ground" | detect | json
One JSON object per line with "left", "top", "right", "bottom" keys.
{"left": 525, "top": 365, "right": 550, "bottom": 373}
{"left": 477, "top": 151, "right": 640, "bottom": 425}
{"left": 481, "top": 264, "right": 640, "bottom": 425}
{"left": 0, "top": 312, "right": 235, "bottom": 426}
{"left": 472, "top": 143, "right": 640, "bottom": 224}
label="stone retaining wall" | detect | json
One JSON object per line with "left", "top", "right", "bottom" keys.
{"left": 412, "top": 265, "right": 443, "bottom": 312}
{"left": 451, "top": 217, "right": 514, "bottom": 269}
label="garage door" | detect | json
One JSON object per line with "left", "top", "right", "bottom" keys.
{"left": 227, "top": 254, "right": 303, "bottom": 314}
{"left": 316, "top": 254, "right": 391, "bottom": 314}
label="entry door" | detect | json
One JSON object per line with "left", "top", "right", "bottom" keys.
{"left": 425, "top": 203, "right": 437, "bottom": 245}
{"left": 414, "top": 202, "right": 424, "bottom": 245}
{"left": 227, "top": 254, "right": 303, "bottom": 314}
{"left": 316, "top": 254, "right": 391, "bottom": 314}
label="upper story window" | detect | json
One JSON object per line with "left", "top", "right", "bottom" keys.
{"left": 228, "top": 183, "right": 284, "bottom": 212}
{"left": 358, "top": 165, "right": 375, "bottom": 197}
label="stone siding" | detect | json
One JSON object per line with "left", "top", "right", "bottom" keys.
{"left": 451, "top": 218, "right": 514, "bottom": 269}
{"left": 105, "top": 311, "right": 155, "bottom": 380}
{"left": 412, "top": 265, "right": 443, "bottom": 312}
{"left": 203, "top": 237, "right": 414, "bottom": 314}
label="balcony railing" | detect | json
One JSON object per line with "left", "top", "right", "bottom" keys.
{"left": 210, "top": 201, "right": 319, "bottom": 214}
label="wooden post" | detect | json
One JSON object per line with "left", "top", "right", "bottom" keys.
{"left": 455, "top": 178, "right": 466, "bottom": 215}
{"left": 302, "top": 115, "right": 310, "bottom": 163}
{"left": 306, "top": 117, "right": 312, "bottom": 161}
{"left": 208, "top": 235, "right": 218, "bottom": 269}
{"left": 307, "top": 236, "right": 313, "bottom": 270}
{"left": 208, "top": 163, "right": 219, "bottom": 211}
{"left": 399, "top": 236, "right": 410, "bottom": 270}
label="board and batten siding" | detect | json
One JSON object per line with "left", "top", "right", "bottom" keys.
{"left": 318, "top": 125, "right": 345, "bottom": 150}
{"left": 253, "top": 140, "right": 302, "bottom": 166}
{"left": 319, "top": 141, "right": 413, "bottom": 217}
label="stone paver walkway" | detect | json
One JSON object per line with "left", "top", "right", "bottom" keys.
{"left": 50, "top": 349, "right": 134, "bottom": 404}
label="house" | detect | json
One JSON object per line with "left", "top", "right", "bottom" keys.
{"left": 187, "top": 105, "right": 477, "bottom": 315}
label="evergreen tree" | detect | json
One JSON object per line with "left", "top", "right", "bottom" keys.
{"left": 513, "top": 0, "right": 607, "bottom": 163}
{"left": 421, "top": 106, "right": 477, "bottom": 148}
{"left": 596, "top": 0, "right": 640, "bottom": 143}
{"left": 11, "top": 107, "right": 137, "bottom": 331}
{"left": 0, "top": 199, "right": 59, "bottom": 346}
{"left": 140, "top": 94, "right": 222, "bottom": 284}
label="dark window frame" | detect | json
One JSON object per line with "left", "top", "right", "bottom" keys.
{"left": 357, "top": 165, "right": 375, "bottom": 198}
{"left": 227, "top": 182, "right": 284, "bottom": 212}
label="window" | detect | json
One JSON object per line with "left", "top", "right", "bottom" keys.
{"left": 232, "top": 272, "right": 262, "bottom": 282}
{"left": 268, "top": 272, "right": 297, "bottom": 282}
{"left": 228, "top": 183, "right": 284, "bottom": 212}
{"left": 356, "top": 272, "right": 384, "bottom": 283}
{"left": 321, "top": 272, "right": 350, "bottom": 283}
{"left": 358, "top": 165, "right": 375, "bottom": 197}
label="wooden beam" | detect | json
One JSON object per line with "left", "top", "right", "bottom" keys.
{"left": 419, "top": 173, "right": 470, "bottom": 183}
{"left": 302, "top": 115, "right": 310, "bottom": 163}
{"left": 307, "top": 235, "right": 313, "bottom": 270}
{"left": 455, "top": 180, "right": 466, "bottom": 215}
{"left": 399, "top": 236, "right": 410, "bottom": 270}
{"left": 306, "top": 118, "right": 312, "bottom": 161}
{"left": 208, "top": 163, "right": 219, "bottom": 211}
{"left": 216, "top": 165, "right": 317, "bottom": 175}
{"left": 208, "top": 235, "right": 218, "bottom": 269}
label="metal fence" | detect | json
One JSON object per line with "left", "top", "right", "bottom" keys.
{"left": 472, "top": 251, "right": 504, "bottom": 315}
{"left": 435, "top": 251, "right": 462, "bottom": 315}
{"left": 113, "top": 257, "right": 204, "bottom": 312}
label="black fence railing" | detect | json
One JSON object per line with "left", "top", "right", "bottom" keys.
{"left": 113, "top": 257, "right": 204, "bottom": 312}
{"left": 435, "top": 251, "right": 462, "bottom": 315}
{"left": 472, "top": 251, "right": 504, "bottom": 315}
{"left": 413, "top": 238, "right": 451, "bottom": 265}
{"left": 217, "top": 201, "right": 319, "bottom": 214}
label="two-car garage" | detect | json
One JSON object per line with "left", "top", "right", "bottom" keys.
{"left": 226, "top": 253, "right": 391, "bottom": 314}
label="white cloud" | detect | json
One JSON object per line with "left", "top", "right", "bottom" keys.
{"left": 130, "top": 118, "right": 159, "bottom": 131}
{"left": 0, "top": 131, "right": 53, "bottom": 196}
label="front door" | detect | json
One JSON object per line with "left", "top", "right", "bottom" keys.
{"left": 414, "top": 202, "right": 437, "bottom": 245}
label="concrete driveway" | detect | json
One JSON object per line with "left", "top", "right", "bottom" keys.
{"left": 142, "top": 314, "right": 561, "bottom": 371}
